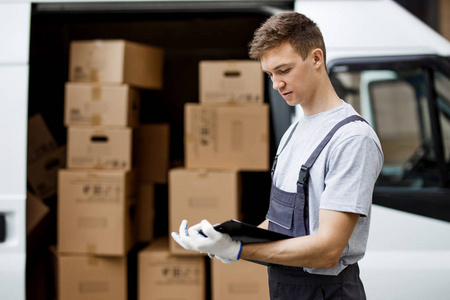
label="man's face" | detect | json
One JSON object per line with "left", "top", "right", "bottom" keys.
{"left": 261, "top": 42, "right": 315, "bottom": 106}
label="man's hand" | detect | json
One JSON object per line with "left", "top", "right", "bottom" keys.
{"left": 171, "top": 219, "right": 243, "bottom": 264}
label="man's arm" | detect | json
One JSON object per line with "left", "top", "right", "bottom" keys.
{"left": 241, "top": 209, "right": 359, "bottom": 269}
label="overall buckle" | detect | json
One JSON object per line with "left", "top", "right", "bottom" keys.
{"left": 271, "top": 156, "right": 278, "bottom": 175}
{"left": 297, "top": 165, "right": 310, "bottom": 186}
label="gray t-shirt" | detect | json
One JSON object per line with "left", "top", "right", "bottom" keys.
{"left": 272, "top": 101, "right": 383, "bottom": 276}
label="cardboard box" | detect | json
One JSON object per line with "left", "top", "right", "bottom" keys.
{"left": 64, "top": 82, "right": 140, "bottom": 127}
{"left": 26, "top": 191, "right": 50, "bottom": 235}
{"left": 138, "top": 238, "right": 206, "bottom": 300}
{"left": 441, "top": 0, "right": 450, "bottom": 41}
{"left": 58, "top": 253, "right": 127, "bottom": 300}
{"left": 136, "top": 183, "right": 155, "bottom": 242}
{"left": 199, "top": 60, "right": 264, "bottom": 104}
{"left": 211, "top": 259, "right": 269, "bottom": 300}
{"left": 185, "top": 104, "right": 269, "bottom": 171}
{"left": 67, "top": 127, "right": 132, "bottom": 170}
{"left": 27, "top": 145, "right": 66, "bottom": 200}
{"left": 69, "top": 39, "right": 164, "bottom": 90}
{"left": 27, "top": 113, "right": 58, "bottom": 164}
{"left": 133, "top": 123, "right": 170, "bottom": 184}
{"left": 169, "top": 168, "right": 241, "bottom": 255}
{"left": 58, "top": 169, "right": 136, "bottom": 256}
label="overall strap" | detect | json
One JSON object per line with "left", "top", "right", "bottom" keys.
{"left": 271, "top": 121, "right": 300, "bottom": 176}
{"left": 297, "top": 115, "right": 368, "bottom": 188}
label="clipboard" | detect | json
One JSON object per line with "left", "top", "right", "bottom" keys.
{"left": 214, "top": 219, "right": 292, "bottom": 243}
{"left": 212, "top": 219, "right": 292, "bottom": 266}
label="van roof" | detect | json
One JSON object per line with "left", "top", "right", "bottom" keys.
{"left": 295, "top": 0, "right": 450, "bottom": 63}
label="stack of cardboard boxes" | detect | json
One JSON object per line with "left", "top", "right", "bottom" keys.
{"left": 56, "top": 40, "right": 164, "bottom": 300}
{"left": 137, "top": 60, "right": 270, "bottom": 300}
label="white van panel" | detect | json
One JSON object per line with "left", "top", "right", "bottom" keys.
{"left": 360, "top": 250, "right": 450, "bottom": 299}
{"left": 295, "top": 0, "right": 450, "bottom": 62}
{"left": 360, "top": 205, "right": 450, "bottom": 299}
{"left": 368, "top": 205, "right": 450, "bottom": 251}
{"left": 0, "top": 65, "right": 28, "bottom": 196}
{"left": 0, "top": 64, "right": 27, "bottom": 300}
{"left": 0, "top": 3, "right": 30, "bottom": 64}
{"left": 0, "top": 198, "right": 25, "bottom": 300}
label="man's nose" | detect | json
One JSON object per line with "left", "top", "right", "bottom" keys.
{"left": 272, "top": 77, "right": 285, "bottom": 90}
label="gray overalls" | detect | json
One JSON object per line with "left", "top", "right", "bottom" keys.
{"left": 266, "top": 115, "right": 367, "bottom": 300}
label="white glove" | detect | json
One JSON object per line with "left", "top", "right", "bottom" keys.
{"left": 207, "top": 253, "right": 236, "bottom": 264}
{"left": 171, "top": 219, "right": 242, "bottom": 263}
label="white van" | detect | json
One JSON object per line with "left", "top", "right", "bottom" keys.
{"left": 1, "top": 1, "right": 450, "bottom": 299}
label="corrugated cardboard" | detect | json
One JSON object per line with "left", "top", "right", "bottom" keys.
{"left": 27, "top": 145, "right": 66, "bottom": 200}
{"left": 185, "top": 104, "right": 269, "bottom": 171}
{"left": 441, "top": 0, "right": 450, "bottom": 41}
{"left": 27, "top": 113, "right": 58, "bottom": 165}
{"left": 211, "top": 259, "right": 269, "bottom": 300}
{"left": 169, "top": 168, "right": 241, "bottom": 256}
{"left": 69, "top": 39, "right": 164, "bottom": 90}
{"left": 133, "top": 123, "right": 170, "bottom": 184}
{"left": 58, "top": 253, "right": 127, "bottom": 300}
{"left": 26, "top": 191, "right": 50, "bottom": 235}
{"left": 136, "top": 183, "right": 155, "bottom": 242}
{"left": 58, "top": 169, "right": 136, "bottom": 256}
{"left": 138, "top": 238, "right": 206, "bottom": 300}
{"left": 67, "top": 127, "right": 132, "bottom": 170}
{"left": 199, "top": 60, "right": 264, "bottom": 104}
{"left": 64, "top": 82, "right": 140, "bottom": 127}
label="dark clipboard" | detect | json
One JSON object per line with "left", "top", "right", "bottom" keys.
{"left": 213, "top": 219, "right": 292, "bottom": 266}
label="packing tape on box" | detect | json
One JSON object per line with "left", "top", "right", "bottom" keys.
{"left": 90, "top": 68, "right": 99, "bottom": 82}
{"left": 87, "top": 256, "right": 99, "bottom": 266}
{"left": 86, "top": 243, "right": 97, "bottom": 255}
{"left": 197, "top": 169, "right": 209, "bottom": 178}
{"left": 91, "top": 85, "right": 102, "bottom": 100}
{"left": 91, "top": 114, "right": 102, "bottom": 126}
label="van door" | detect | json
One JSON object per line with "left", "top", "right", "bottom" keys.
{"left": 0, "top": 3, "right": 30, "bottom": 300}
{"left": 328, "top": 55, "right": 450, "bottom": 299}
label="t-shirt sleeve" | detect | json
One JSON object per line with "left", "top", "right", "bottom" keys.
{"left": 320, "top": 135, "right": 383, "bottom": 216}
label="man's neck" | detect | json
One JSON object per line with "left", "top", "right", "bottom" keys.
{"left": 301, "top": 77, "right": 342, "bottom": 116}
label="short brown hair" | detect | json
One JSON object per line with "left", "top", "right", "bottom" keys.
{"left": 248, "top": 12, "right": 326, "bottom": 62}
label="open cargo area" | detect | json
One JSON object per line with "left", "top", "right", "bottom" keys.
{"left": 26, "top": 2, "right": 294, "bottom": 300}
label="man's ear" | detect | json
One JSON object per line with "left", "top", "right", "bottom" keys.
{"left": 311, "top": 48, "right": 324, "bottom": 69}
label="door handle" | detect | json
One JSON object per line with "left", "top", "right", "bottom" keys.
{"left": 0, "top": 214, "right": 6, "bottom": 242}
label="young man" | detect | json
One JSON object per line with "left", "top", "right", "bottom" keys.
{"left": 172, "top": 12, "right": 383, "bottom": 299}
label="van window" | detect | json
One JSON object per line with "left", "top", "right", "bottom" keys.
{"left": 331, "top": 69, "right": 440, "bottom": 187}
{"left": 435, "top": 71, "right": 450, "bottom": 165}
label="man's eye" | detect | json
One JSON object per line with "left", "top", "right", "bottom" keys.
{"left": 280, "top": 69, "right": 290, "bottom": 74}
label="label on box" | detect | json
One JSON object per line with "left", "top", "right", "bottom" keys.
{"left": 69, "top": 101, "right": 108, "bottom": 124}
{"left": 69, "top": 176, "right": 122, "bottom": 204}
{"left": 193, "top": 107, "right": 217, "bottom": 152}
{"left": 185, "top": 104, "right": 269, "bottom": 171}
{"left": 78, "top": 281, "right": 109, "bottom": 293}
{"left": 149, "top": 261, "right": 202, "bottom": 286}
{"left": 191, "top": 108, "right": 245, "bottom": 154}
{"left": 188, "top": 196, "right": 220, "bottom": 209}
{"left": 77, "top": 217, "right": 108, "bottom": 229}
